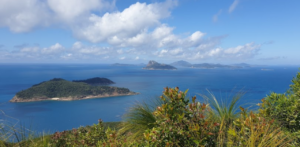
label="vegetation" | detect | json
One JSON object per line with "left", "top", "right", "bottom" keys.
{"left": 143, "top": 60, "right": 177, "bottom": 70}
{"left": 1, "top": 70, "right": 300, "bottom": 146}
{"left": 258, "top": 69, "right": 300, "bottom": 144}
{"left": 72, "top": 77, "right": 115, "bottom": 85}
{"left": 15, "top": 78, "right": 131, "bottom": 99}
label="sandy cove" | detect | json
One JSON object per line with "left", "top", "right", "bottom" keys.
{"left": 9, "top": 92, "right": 139, "bottom": 103}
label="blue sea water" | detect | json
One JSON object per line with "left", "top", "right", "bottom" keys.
{"left": 0, "top": 64, "right": 299, "bottom": 133}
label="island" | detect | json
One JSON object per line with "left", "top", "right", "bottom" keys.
{"left": 169, "top": 60, "right": 246, "bottom": 69}
{"left": 73, "top": 77, "right": 115, "bottom": 85}
{"left": 143, "top": 60, "right": 177, "bottom": 70}
{"left": 10, "top": 78, "right": 138, "bottom": 102}
{"left": 170, "top": 60, "right": 192, "bottom": 67}
{"left": 192, "top": 63, "right": 243, "bottom": 69}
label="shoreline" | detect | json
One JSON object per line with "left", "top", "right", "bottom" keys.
{"left": 9, "top": 92, "right": 139, "bottom": 103}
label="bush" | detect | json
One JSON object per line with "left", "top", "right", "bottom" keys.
{"left": 143, "top": 87, "right": 219, "bottom": 146}
{"left": 227, "top": 107, "right": 291, "bottom": 147}
{"left": 258, "top": 71, "right": 300, "bottom": 142}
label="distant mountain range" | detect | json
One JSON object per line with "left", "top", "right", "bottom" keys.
{"left": 111, "top": 60, "right": 252, "bottom": 69}
{"left": 143, "top": 60, "right": 177, "bottom": 70}
{"left": 170, "top": 60, "right": 252, "bottom": 69}
{"left": 170, "top": 60, "right": 192, "bottom": 67}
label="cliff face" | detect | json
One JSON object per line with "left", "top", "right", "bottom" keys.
{"left": 143, "top": 60, "right": 177, "bottom": 70}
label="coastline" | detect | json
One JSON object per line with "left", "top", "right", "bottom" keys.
{"left": 9, "top": 92, "right": 139, "bottom": 103}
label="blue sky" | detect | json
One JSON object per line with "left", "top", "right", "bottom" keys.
{"left": 0, "top": 0, "right": 299, "bottom": 65}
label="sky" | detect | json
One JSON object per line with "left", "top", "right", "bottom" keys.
{"left": 0, "top": 0, "right": 299, "bottom": 65}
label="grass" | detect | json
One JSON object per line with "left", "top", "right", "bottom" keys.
{"left": 118, "top": 99, "right": 161, "bottom": 140}
{"left": 199, "top": 89, "right": 246, "bottom": 127}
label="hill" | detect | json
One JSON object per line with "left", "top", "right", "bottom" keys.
{"left": 170, "top": 60, "right": 192, "bottom": 67}
{"left": 143, "top": 60, "right": 177, "bottom": 70}
{"left": 192, "top": 63, "right": 242, "bottom": 69}
{"left": 72, "top": 77, "right": 115, "bottom": 85}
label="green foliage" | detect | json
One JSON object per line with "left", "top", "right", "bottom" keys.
{"left": 227, "top": 107, "right": 291, "bottom": 147}
{"left": 50, "top": 119, "right": 142, "bottom": 147}
{"left": 119, "top": 100, "right": 159, "bottom": 140}
{"left": 72, "top": 77, "right": 115, "bottom": 85}
{"left": 200, "top": 90, "right": 244, "bottom": 127}
{"left": 143, "top": 87, "right": 219, "bottom": 146}
{"left": 258, "top": 70, "right": 300, "bottom": 143}
{"left": 16, "top": 79, "right": 130, "bottom": 99}
{"left": 50, "top": 119, "right": 107, "bottom": 146}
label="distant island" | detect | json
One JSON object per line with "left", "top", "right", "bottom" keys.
{"left": 73, "top": 77, "right": 115, "bottom": 85}
{"left": 170, "top": 60, "right": 251, "bottom": 69}
{"left": 191, "top": 63, "right": 242, "bottom": 69}
{"left": 10, "top": 78, "right": 138, "bottom": 102}
{"left": 143, "top": 60, "right": 177, "bottom": 70}
{"left": 170, "top": 60, "right": 192, "bottom": 67}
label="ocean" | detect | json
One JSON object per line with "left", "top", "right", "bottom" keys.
{"left": 0, "top": 64, "right": 299, "bottom": 133}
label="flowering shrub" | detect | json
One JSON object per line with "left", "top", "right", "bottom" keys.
{"left": 143, "top": 87, "right": 219, "bottom": 146}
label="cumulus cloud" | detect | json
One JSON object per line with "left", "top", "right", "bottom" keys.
{"left": 0, "top": 0, "right": 115, "bottom": 32}
{"left": 41, "top": 43, "right": 64, "bottom": 54}
{"left": 0, "top": 0, "right": 263, "bottom": 63}
{"left": 0, "top": 0, "right": 51, "bottom": 32}
{"left": 229, "top": 0, "right": 239, "bottom": 13}
{"left": 73, "top": 0, "right": 177, "bottom": 43}
{"left": 0, "top": 40, "right": 261, "bottom": 62}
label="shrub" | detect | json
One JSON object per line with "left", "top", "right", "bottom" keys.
{"left": 119, "top": 100, "right": 158, "bottom": 140}
{"left": 227, "top": 107, "right": 292, "bottom": 147}
{"left": 258, "top": 71, "right": 300, "bottom": 143}
{"left": 143, "top": 87, "right": 219, "bottom": 146}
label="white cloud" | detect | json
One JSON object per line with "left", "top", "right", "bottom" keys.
{"left": 42, "top": 43, "right": 64, "bottom": 54}
{"left": 20, "top": 47, "right": 40, "bottom": 53}
{"left": 74, "top": 0, "right": 177, "bottom": 43}
{"left": 47, "top": 0, "right": 102, "bottom": 22}
{"left": 229, "top": 0, "right": 239, "bottom": 13}
{"left": 0, "top": 0, "right": 115, "bottom": 32}
{"left": 0, "top": 40, "right": 261, "bottom": 62}
{"left": 212, "top": 9, "right": 222, "bottom": 22}
{"left": 0, "top": 0, "right": 263, "bottom": 63}
{"left": 0, "top": 0, "right": 50, "bottom": 32}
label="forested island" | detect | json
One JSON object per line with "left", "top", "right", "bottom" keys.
{"left": 73, "top": 77, "right": 115, "bottom": 85}
{"left": 143, "top": 60, "right": 177, "bottom": 70}
{"left": 10, "top": 78, "right": 138, "bottom": 102}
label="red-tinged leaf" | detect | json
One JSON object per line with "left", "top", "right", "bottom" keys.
{"left": 200, "top": 114, "right": 205, "bottom": 119}
{"left": 214, "top": 122, "right": 220, "bottom": 126}
{"left": 208, "top": 132, "right": 214, "bottom": 135}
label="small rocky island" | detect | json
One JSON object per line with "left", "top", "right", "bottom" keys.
{"left": 143, "top": 60, "right": 177, "bottom": 70}
{"left": 10, "top": 78, "right": 138, "bottom": 102}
